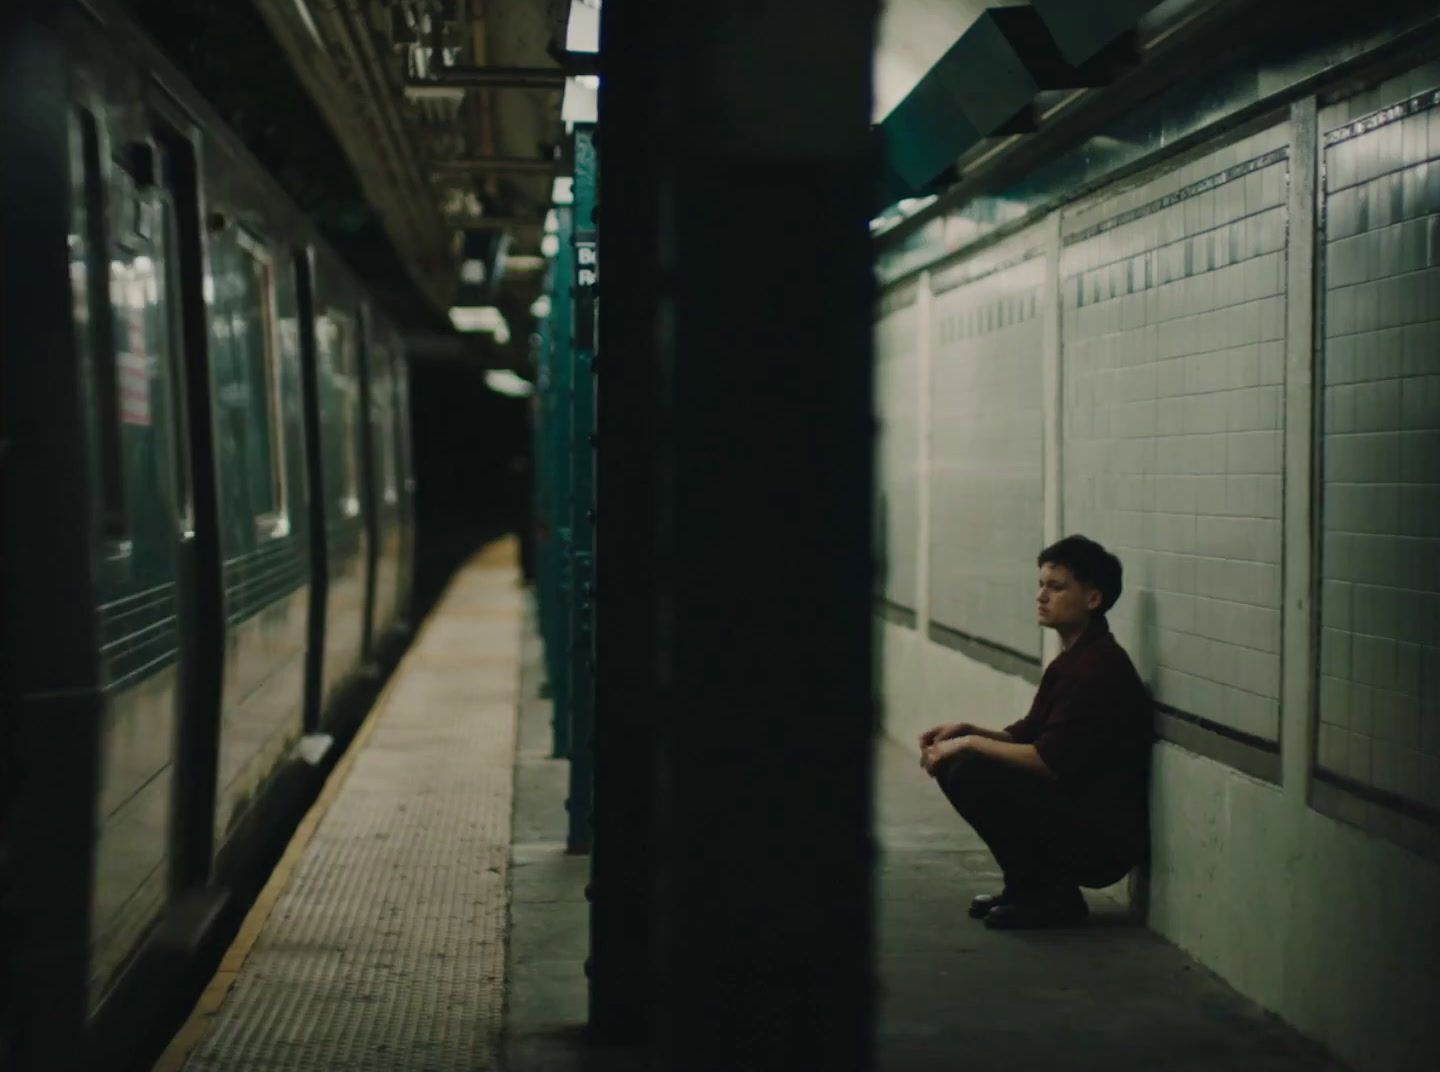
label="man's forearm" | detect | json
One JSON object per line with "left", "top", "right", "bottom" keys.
{"left": 961, "top": 736, "right": 1053, "bottom": 779}
{"left": 964, "top": 725, "right": 1015, "bottom": 743}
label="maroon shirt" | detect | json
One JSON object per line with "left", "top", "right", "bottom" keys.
{"left": 1004, "top": 617, "right": 1153, "bottom": 865}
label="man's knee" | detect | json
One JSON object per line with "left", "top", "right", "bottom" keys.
{"left": 938, "top": 749, "right": 1003, "bottom": 808}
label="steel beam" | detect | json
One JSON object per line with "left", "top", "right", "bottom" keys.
{"left": 440, "top": 215, "right": 546, "bottom": 230}
{"left": 255, "top": 0, "right": 455, "bottom": 312}
{"left": 430, "top": 157, "right": 555, "bottom": 175}
{"left": 407, "top": 66, "right": 566, "bottom": 90}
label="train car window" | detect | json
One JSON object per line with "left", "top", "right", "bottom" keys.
{"left": 234, "top": 229, "right": 289, "bottom": 534}
{"left": 72, "top": 107, "right": 128, "bottom": 544}
{"left": 108, "top": 157, "right": 189, "bottom": 585}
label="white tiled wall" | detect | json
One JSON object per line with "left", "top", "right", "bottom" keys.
{"left": 1317, "top": 83, "right": 1440, "bottom": 812}
{"left": 875, "top": 283, "right": 922, "bottom": 611}
{"left": 1059, "top": 125, "right": 1291, "bottom": 742}
{"left": 872, "top": 70, "right": 1440, "bottom": 1072}
{"left": 928, "top": 234, "right": 1047, "bottom": 658}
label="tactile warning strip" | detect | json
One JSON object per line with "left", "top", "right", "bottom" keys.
{"left": 179, "top": 550, "right": 522, "bottom": 1071}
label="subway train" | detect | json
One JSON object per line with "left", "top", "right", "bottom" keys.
{"left": 0, "top": 1, "right": 416, "bottom": 1066}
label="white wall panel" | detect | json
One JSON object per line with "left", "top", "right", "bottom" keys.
{"left": 1060, "top": 123, "right": 1291, "bottom": 743}
{"left": 874, "top": 280, "right": 922, "bottom": 612}
{"left": 928, "top": 230, "right": 1048, "bottom": 660}
{"left": 1317, "top": 80, "right": 1440, "bottom": 814}
{"left": 875, "top": 67, "right": 1440, "bottom": 1072}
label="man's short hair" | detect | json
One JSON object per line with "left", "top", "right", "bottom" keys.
{"left": 1037, "top": 535, "right": 1123, "bottom": 615}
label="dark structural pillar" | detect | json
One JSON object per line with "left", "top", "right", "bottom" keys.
{"left": 593, "top": 1, "right": 879, "bottom": 1066}
{"left": 0, "top": 4, "right": 102, "bottom": 1069}
{"left": 588, "top": 0, "right": 661, "bottom": 1043}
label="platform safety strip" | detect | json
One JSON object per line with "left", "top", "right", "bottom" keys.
{"left": 158, "top": 544, "right": 522, "bottom": 1071}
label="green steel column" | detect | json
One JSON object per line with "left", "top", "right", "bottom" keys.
{"left": 566, "top": 125, "right": 598, "bottom": 853}
{"left": 548, "top": 207, "right": 576, "bottom": 758}
{"left": 534, "top": 282, "right": 560, "bottom": 705}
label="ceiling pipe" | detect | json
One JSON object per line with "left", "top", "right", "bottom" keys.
{"left": 431, "top": 157, "right": 555, "bottom": 174}
{"left": 410, "top": 66, "right": 566, "bottom": 89}
{"left": 444, "top": 215, "right": 545, "bottom": 227}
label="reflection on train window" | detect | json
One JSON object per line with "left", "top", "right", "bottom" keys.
{"left": 155, "top": 193, "right": 195, "bottom": 537}
{"left": 235, "top": 229, "right": 288, "bottom": 533}
{"left": 384, "top": 415, "right": 399, "bottom": 505}
{"left": 323, "top": 311, "right": 362, "bottom": 518}
{"left": 109, "top": 177, "right": 188, "bottom": 586}
{"left": 380, "top": 355, "right": 400, "bottom": 506}
{"left": 71, "top": 106, "right": 128, "bottom": 544}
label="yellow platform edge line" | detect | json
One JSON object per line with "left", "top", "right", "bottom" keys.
{"left": 150, "top": 539, "right": 520, "bottom": 1072}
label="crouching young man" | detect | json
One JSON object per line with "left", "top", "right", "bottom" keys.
{"left": 920, "top": 535, "right": 1152, "bottom": 929}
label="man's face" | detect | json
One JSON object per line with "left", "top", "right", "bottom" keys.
{"left": 1036, "top": 561, "right": 1102, "bottom": 630}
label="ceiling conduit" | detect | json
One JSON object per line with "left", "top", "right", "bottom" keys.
{"left": 878, "top": 0, "right": 1164, "bottom": 206}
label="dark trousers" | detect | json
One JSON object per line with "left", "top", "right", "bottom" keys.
{"left": 938, "top": 751, "right": 1129, "bottom": 895}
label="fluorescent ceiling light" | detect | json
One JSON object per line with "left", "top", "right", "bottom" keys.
{"left": 544, "top": 209, "right": 560, "bottom": 234}
{"left": 449, "top": 305, "right": 508, "bottom": 334}
{"left": 551, "top": 177, "right": 574, "bottom": 206}
{"left": 541, "top": 234, "right": 560, "bottom": 258}
{"left": 566, "top": 0, "right": 600, "bottom": 53}
{"left": 505, "top": 255, "right": 548, "bottom": 273}
{"left": 562, "top": 78, "right": 599, "bottom": 125}
{"left": 460, "top": 258, "right": 487, "bottom": 285}
{"left": 485, "top": 369, "right": 535, "bottom": 398}
{"left": 530, "top": 294, "right": 552, "bottom": 319}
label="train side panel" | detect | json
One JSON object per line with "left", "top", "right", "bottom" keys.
{"left": 6, "top": 3, "right": 415, "bottom": 1061}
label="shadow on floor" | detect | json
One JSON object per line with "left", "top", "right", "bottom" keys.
{"left": 875, "top": 737, "right": 1348, "bottom": 1072}
{"left": 504, "top": 608, "right": 645, "bottom": 1072}
{"left": 503, "top": 613, "right": 1345, "bottom": 1071}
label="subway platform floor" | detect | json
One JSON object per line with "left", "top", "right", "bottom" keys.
{"left": 153, "top": 541, "right": 1348, "bottom": 1071}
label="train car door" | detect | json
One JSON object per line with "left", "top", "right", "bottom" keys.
{"left": 146, "top": 95, "right": 225, "bottom": 907}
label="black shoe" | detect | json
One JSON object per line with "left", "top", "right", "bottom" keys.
{"left": 983, "top": 886, "right": 1088, "bottom": 930}
{"left": 968, "top": 890, "right": 1012, "bottom": 919}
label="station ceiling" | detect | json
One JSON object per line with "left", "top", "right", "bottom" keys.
{"left": 152, "top": 1, "right": 1209, "bottom": 366}
{"left": 253, "top": 0, "right": 581, "bottom": 367}
{"left": 244, "top": 1, "right": 999, "bottom": 329}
